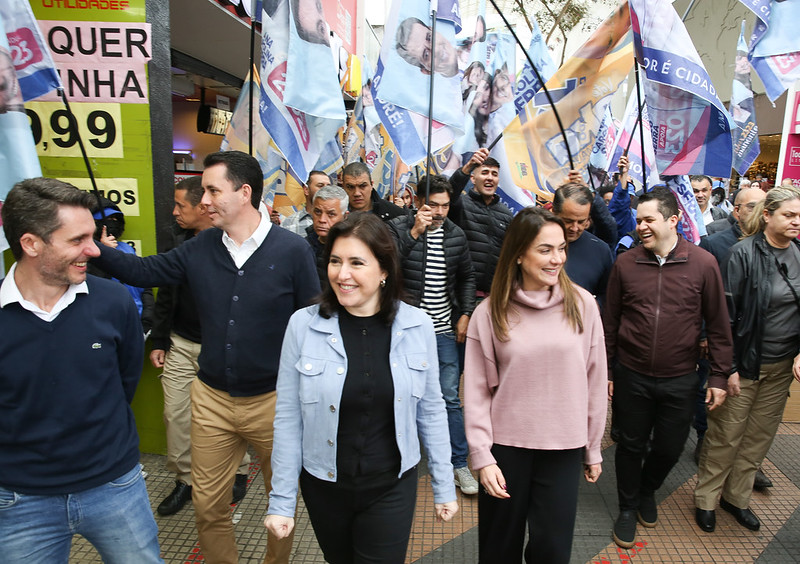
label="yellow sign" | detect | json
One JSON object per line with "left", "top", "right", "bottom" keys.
{"left": 26, "top": 101, "right": 123, "bottom": 159}
{"left": 61, "top": 176, "right": 139, "bottom": 217}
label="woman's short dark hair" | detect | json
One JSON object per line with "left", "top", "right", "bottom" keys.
{"left": 318, "top": 212, "right": 402, "bottom": 323}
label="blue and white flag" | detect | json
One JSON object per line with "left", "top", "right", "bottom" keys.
{"left": 258, "top": 0, "right": 345, "bottom": 182}
{"left": 630, "top": 0, "right": 733, "bottom": 177}
{"left": 608, "top": 85, "right": 659, "bottom": 189}
{"left": 371, "top": 56, "right": 456, "bottom": 166}
{"left": 730, "top": 20, "right": 760, "bottom": 175}
{"left": 0, "top": 0, "right": 61, "bottom": 101}
{"left": 739, "top": 0, "right": 800, "bottom": 103}
{"left": 513, "top": 19, "right": 557, "bottom": 116}
{"left": 589, "top": 106, "right": 617, "bottom": 174}
{"left": 0, "top": 8, "right": 42, "bottom": 242}
{"left": 665, "top": 175, "right": 706, "bottom": 244}
{"left": 375, "top": 0, "right": 463, "bottom": 131}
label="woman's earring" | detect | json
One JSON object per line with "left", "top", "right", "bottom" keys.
{"left": 380, "top": 279, "right": 386, "bottom": 288}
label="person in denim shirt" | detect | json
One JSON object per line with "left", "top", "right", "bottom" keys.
{"left": 265, "top": 213, "right": 458, "bottom": 564}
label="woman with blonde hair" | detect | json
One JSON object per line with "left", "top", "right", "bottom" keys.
{"left": 695, "top": 186, "right": 800, "bottom": 533}
{"left": 464, "top": 207, "right": 607, "bottom": 563}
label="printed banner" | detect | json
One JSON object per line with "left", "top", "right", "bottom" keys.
{"left": 370, "top": 56, "right": 455, "bottom": 166}
{"left": 588, "top": 105, "right": 618, "bottom": 185}
{"left": 0, "top": 8, "right": 42, "bottom": 230}
{"left": 455, "top": 31, "right": 516, "bottom": 154}
{"left": 608, "top": 86, "right": 660, "bottom": 189}
{"left": 374, "top": 0, "right": 463, "bottom": 131}
{"left": 285, "top": 0, "right": 346, "bottom": 123}
{"left": 259, "top": 0, "right": 344, "bottom": 182}
{"left": 739, "top": 0, "right": 800, "bottom": 103}
{"left": 223, "top": 67, "right": 342, "bottom": 217}
{"left": 630, "top": 0, "right": 733, "bottom": 177}
{"left": 513, "top": 18, "right": 557, "bottom": 117}
{"left": 0, "top": 0, "right": 61, "bottom": 101}
{"left": 503, "top": 2, "right": 633, "bottom": 201}
{"left": 730, "top": 21, "right": 760, "bottom": 175}
{"left": 665, "top": 175, "right": 706, "bottom": 244}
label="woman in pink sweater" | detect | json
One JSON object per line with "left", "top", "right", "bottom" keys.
{"left": 464, "top": 207, "right": 608, "bottom": 564}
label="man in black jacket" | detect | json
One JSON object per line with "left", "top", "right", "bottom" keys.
{"left": 388, "top": 175, "right": 479, "bottom": 495}
{"left": 447, "top": 149, "right": 513, "bottom": 298}
{"left": 341, "top": 161, "right": 406, "bottom": 222}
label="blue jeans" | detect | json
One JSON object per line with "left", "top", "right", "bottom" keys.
{"left": 437, "top": 332, "right": 468, "bottom": 469}
{"left": 0, "top": 464, "right": 162, "bottom": 563}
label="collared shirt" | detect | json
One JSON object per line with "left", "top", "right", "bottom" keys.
{"left": 221, "top": 206, "right": 272, "bottom": 268}
{"left": 654, "top": 238, "right": 679, "bottom": 266}
{"left": 0, "top": 263, "right": 88, "bottom": 322}
{"left": 702, "top": 205, "right": 714, "bottom": 226}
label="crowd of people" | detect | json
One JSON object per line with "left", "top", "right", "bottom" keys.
{"left": 2, "top": 148, "right": 799, "bottom": 564}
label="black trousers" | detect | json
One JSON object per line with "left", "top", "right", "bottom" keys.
{"left": 478, "top": 445, "right": 583, "bottom": 564}
{"left": 613, "top": 364, "right": 698, "bottom": 510}
{"left": 299, "top": 467, "right": 417, "bottom": 564}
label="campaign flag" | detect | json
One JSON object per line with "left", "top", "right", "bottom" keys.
{"left": 589, "top": 106, "right": 618, "bottom": 177}
{"left": 730, "top": 20, "right": 760, "bottom": 175}
{"left": 630, "top": 0, "right": 733, "bottom": 178}
{"left": 609, "top": 87, "right": 660, "bottom": 189}
{"left": 456, "top": 31, "right": 517, "bottom": 154}
{"left": 513, "top": 19, "right": 557, "bottom": 117}
{"left": 665, "top": 175, "right": 706, "bottom": 243}
{"left": 258, "top": 0, "right": 345, "bottom": 183}
{"left": 223, "top": 66, "right": 342, "bottom": 218}
{"left": 371, "top": 57, "right": 456, "bottom": 166}
{"left": 739, "top": 0, "right": 800, "bottom": 103}
{"left": 0, "top": 0, "right": 61, "bottom": 100}
{"left": 502, "top": 3, "right": 633, "bottom": 201}
{"left": 374, "top": 0, "right": 463, "bottom": 131}
{"left": 0, "top": 8, "right": 42, "bottom": 243}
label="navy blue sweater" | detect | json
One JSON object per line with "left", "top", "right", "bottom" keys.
{"left": 95, "top": 225, "right": 320, "bottom": 396}
{"left": 0, "top": 276, "right": 143, "bottom": 495}
{"left": 565, "top": 230, "right": 614, "bottom": 304}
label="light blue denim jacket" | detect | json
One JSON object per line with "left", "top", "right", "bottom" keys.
{"left": 268, "top": 302, "right": 456, "bottom": 517}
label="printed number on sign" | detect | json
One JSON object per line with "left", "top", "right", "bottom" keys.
{"left": 25, "top": 102, "right": 123, "bottom": 159}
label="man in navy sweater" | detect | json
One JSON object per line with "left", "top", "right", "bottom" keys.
{"left": 552, "top": 182, "right": 614, "bottom": 305}
{"left": 93, "top": 151, "right": 320, "bottom": 564}
{"left": 0, "top": 178, "right": 161, "bottom": 562}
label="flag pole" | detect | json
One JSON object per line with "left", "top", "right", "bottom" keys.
{"left": 487, "top": 0, "right": 574, "bottom": 170}
{"left": 57, "top": 88, "right": 104, "bottom": 214}
{"left": 624, "top": 107, "right": 642, "bottom": 155}
{"left": 423, "top": 1, "right": 437, "bottom": 201}
{"left": 634, "top": 60, "right": 647, "bottom": 193}
{"left": 248, "top": 3, "right": 257, "bottom": 156}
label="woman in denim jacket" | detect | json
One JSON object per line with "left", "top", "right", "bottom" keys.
{"left": 265, "top": 213, "right": 458, "bottom": 564}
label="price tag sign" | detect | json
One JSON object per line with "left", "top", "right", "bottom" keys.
{"left": 26, "top": 102, "right": 123, "bottom": 159}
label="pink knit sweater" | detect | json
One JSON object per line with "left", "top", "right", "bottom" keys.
{"left": 464, "top": 284, "right": 608, "bottom": 468}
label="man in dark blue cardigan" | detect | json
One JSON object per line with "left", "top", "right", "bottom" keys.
{"left": 94, "top": 151, "right": 320, "bottom": 564}
{"left": 0, "top": 178, "right": 161, "bottom": 562}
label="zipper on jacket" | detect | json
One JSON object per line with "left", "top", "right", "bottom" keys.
{"left": 650, "top": 263, "right": 663, "bottom": 375}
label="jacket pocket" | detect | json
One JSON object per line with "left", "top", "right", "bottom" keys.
{"left": 296, "top": 357, "right": 325, "bottom": 403}
{"left": 405, "top": 352, "right": 430, "bottom": 399}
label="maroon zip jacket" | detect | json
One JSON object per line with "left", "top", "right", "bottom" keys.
{"left": 603, "top": 236, "right": 733, "bottom": 389}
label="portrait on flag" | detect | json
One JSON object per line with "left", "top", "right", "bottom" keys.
{"left": 0, "top": 45, "right": 24, "bottom": 113}
{"left": 375, "top": 0, "right": 463, "bottom": 131}
{"left": 290, "top": 0, "right": 330, "bottom": 46}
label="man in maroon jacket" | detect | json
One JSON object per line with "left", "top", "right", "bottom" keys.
{"left": 603, "top": 187, "right": 733, "bottom": 549}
